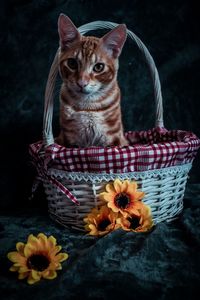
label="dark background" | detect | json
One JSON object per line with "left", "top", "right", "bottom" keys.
{"left": 0, "top": 0, "right": 199, "bottom": 212}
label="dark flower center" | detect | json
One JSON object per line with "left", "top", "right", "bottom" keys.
{"left": 115, "top": 193, "right": 130, "bottom": 209}
{"left": 128, "top": 217, "right": 140, "bottom": 230}
{"left": 27, "top": 254, "right": 50, "bottom": 271}
{"left": 98, "top": 218, "right": 111, "bottom": 231}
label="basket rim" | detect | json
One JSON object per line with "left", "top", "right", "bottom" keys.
{"left": 47, "top": 162, "right": 192, "bottom": 183}
{"left": 29, "top": 127, "right": 200, "bottom": 175}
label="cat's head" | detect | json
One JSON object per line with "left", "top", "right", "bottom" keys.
{"left": 58, "top": 14, "right": 127, "bottom": 96}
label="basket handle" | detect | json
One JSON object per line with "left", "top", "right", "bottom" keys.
{"left": 43, "top": 21, "right": 164, "bottom": 146}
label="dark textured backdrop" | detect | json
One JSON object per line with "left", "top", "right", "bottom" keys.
{"left": 0, "top": 0, "right": 199, "bottom": 212}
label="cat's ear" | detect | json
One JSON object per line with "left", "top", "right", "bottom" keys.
{"left": 58, "top": 14, "right": 81, "bottom": 50}
{"left": 101, "top": 24, "right": 127, "bottom": 58}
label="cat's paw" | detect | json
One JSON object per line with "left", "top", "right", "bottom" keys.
{"left": 109, "top": 137, "right": 129, "bottom": 147}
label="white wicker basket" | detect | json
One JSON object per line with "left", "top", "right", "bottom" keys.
{"left": 31, "top": 21, "right": 200, "bottom": 232}
{"left": 43, "top": 164, "right": 191, "bottom": 231}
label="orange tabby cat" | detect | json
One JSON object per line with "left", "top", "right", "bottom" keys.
{"left": 56, "top": 14, "right": 128, "bottom": 147}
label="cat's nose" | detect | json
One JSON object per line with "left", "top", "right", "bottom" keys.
{"left": 77, "top": 79, "right": 89, "bottom": 88}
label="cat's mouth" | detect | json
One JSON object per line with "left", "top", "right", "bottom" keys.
{"left": 77, "top": 87, "right": 92, "bottom": 95}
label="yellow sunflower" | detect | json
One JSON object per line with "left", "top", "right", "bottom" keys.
{"left": 7, "top": 233, "right": 68, "bottom": 284}
{"left": 116, "top": 204, "right": 154, "bottom": 232}
{"left": 99, "top": 179, "right": 145, "bottom": 217}
{"left": 84, "top": 205, "right": 117, "bottom": 236}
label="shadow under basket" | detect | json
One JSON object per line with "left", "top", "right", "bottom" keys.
{"left": 29, "top": 20, "right": 200, "bottom": 232}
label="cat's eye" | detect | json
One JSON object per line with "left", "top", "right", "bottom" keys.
{"left": 66, "top": 58, "right": 78, "bottom": 70}
{"left": 93, "top": 63, "right": 105, "bottom": 73}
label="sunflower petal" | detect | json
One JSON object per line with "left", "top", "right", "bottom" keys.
{"left": 7, "top": 251, "right": 19, "bottom": 262}
{"left": 55, "top": 253, "right": 68, "bottom": 262}
{"left": 130, "top": 181, "right": 138, "bottom": 190}
{"left": 27, "top": 274, "right": 40, "bottom": 285}
{"left": 127, "top": 182, "right": 138, "bottom": 195}
{"left": 44, "top": 270, "right": 57, "bottom": 280}
{"left": 31, "top": 270, "right": 41, "bottom": 280}
{"left": 13, "top": 262, "right": 25, "bottom": 268}
{"left": 87, "top": 224, "right": 98, "bottom": 235}
{"left": 18, "top": 266, "right": 29, "bottom": 273}
{"left": 121, "top": 180, "right": 129, "bottom": 192}
{"left": 48, "top": 236, "right": 57, "bottom": 247}
{"left": 99, "top": 192, "right": 114, "bottom": 202}
{"left": 135, "top": 191, "right": 145, "bottom": 200}
{"left": 49, "top": 245, "right": 62, "bottom": 255}
{"left": 48, "top": 261, "right": 57, "bottom": 269}
{"left": 113, "top": 179, "right": 122, "bottom": 193}
{"left": 24, "top": 244, "right": 35, "bottom": 258}
{"left": 56, "top": 263, "right": 62, "bottom": 270}
{"left": 105, "top": 183, "right": 116, "bottom": 194}
{"left": 107, "top": 201, "right": 119, "bottom": 213}
{"left": 37, "top": 233, "right": 48, "bottom": 248}
{"left": 128, "top": 208, "right": 141, "bottom": 217}
{"left": 26, "top": 235, "right": 41, "bottom": 253}
{"left": 84, "top": 224, "right": 90, "bottom": 231}
{"left": 18, "top": 272, "right": 29, "bottom": 280}
{"left": 90, "top": 207, "right": 99, "bottom": 215}
{"left": 42, "top": 269, "right": 50, "bottom": 278}
{"left": 98, "top": 230, "right": 110, "bottom": 236}
{"left": 16, "top": 242, "right": 25, "bottom": 254}
{"left": 27, "top": 234, "right": 38, "bottom": 245}
{"left": 9, "top": 265, "right": 19, "bottom": 272}
{"left": 127, "top": 201, "right": 144, "bottom": 215}
{"left": 7, "top": 251, "right": 25, "bottom": 263}
{"left": 118, "top": 210, "right": 129, "bottom": 218}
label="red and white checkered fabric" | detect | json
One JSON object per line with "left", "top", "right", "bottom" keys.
{"left": 29, "top": 127, "right": 200, "bottom": 173}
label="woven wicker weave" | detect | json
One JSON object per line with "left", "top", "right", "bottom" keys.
{"left": 44, "top": 164, "right": 191, "bottom": 231}
{"left": 32, "top": 20, "right": 200, "bottom": 231}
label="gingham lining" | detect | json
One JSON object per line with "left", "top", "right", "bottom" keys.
{"left": 29, "top": 127, "right": 200, "bottom": 173}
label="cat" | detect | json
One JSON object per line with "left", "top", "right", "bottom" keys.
{"left": 56, "top": 14, "right": 129, "bottom": 148}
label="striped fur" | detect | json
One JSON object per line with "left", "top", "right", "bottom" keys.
{"left": 56, "top": 14, "right": 128, "bottom": 147}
